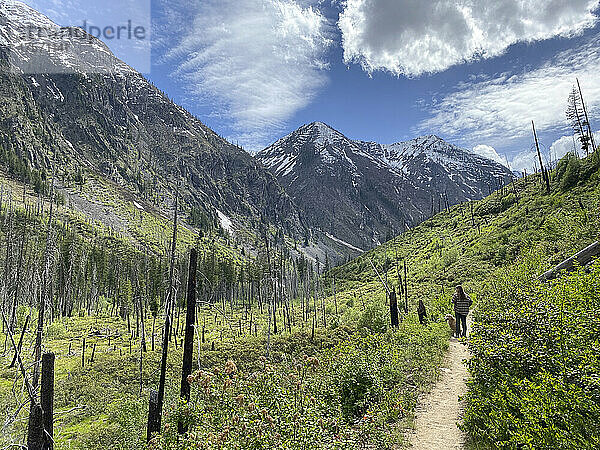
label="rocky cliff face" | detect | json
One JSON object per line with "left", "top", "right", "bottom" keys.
{"left": 0, "top": 0, "right": 305, "bottom": 239}
{"left": 256, "top": 122, "right": 513, "bottom": 249}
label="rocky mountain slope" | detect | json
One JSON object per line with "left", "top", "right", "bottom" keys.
{"left": 0, "top": 0, "right": 304, "bottom": 244}
{"left": 256, "top": 122, "right": 513, "bottom": 250}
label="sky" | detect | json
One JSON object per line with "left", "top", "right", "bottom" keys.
{"left": 22, "top": 0, "right": 600, "bottom": 171}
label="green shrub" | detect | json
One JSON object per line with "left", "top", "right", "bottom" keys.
{"left": 558, "top": 153, "right": 582, "bottom": 191}
{"left": 358, "top": 302, "right": 388, "bottom": 333}
{"left": 464, "top": 254, "right": 600, "bottom": 448}
{"left": 500, "top": 193, "right": 517, "bottom": 212}
{"left": 338, "top": 359, "right": 382, "bottom": 420}
{"left": 46, "top": 320, "right": 68, "bottom": 339}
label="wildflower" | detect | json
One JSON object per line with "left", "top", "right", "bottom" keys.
{"left": 225, "top": 360, "right": 237, "bottom": 375}
{"left": 266, "top": 415, "right": 274, "bottom": 427}
{"left": 200, "top": 373, "right": 212, "bottom": 388}
{"left": 147, "top": 437, "right": 160, "bottom": 450}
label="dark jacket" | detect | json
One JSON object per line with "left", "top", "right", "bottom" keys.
{"left": 452, "top": 293, "right": 472, "bottom": 316}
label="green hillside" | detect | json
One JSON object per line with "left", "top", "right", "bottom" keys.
{"left": 328, "top": 151, "right": 600, "bottom": 448}
{"left": 1, "top": 151, "right": 598, "bottom": 449}
{"left": 331, "top": 153, "right": 599, "bottom": 315}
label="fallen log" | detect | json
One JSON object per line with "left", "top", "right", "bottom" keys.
{"left": 539, "top": 241, "right": 600, "bottom": 281}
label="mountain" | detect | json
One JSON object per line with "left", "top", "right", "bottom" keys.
{"left": 0, "top": 0, "right": 304, "bottom": 245}
{"left": 256, "top": 122, "right": 513, "bottom": 250}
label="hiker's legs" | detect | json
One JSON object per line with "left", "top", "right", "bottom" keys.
{"left": 455, "top": 312, "right": 461, "bottom": 337}
{"left": 459, "top": 314, "right": 467, "bottom": 337}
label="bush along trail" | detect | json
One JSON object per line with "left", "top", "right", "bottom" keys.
{"left": 329, "top": 149, "right": 600, "bottom": 449}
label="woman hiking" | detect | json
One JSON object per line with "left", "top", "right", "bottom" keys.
{"left": 452, "top": 285, "right": 472, "bottom": 338}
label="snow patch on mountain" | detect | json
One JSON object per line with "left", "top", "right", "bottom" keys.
{"left": 216, "top": 208, "right": 234, "bottom": 234}
{"left": 325, "top": 232, "right": 365, "bottom": 253}
{"left": 0, "top": 0, "right": 135, "bottom": 75}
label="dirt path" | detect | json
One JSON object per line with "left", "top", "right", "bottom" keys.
{"left": 408, "top": 318, "right": 471, "bottom": 449}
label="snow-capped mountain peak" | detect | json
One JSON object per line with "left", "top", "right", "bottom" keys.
{"left": 0, "top": 0, "right": 57, "bottom": 31}
{"left": 256, "top": 122, "right": 513, "bottom": 249}
{"left": 0, "top": 0, "right": 134, "bottom": 74}
{"left": 259, "top": 122, "right": 360, "bottom": 178}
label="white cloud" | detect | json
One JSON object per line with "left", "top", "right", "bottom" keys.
{"left": 416, "top": 35, "right": 600, "bottom": 151}
{"left": 472, "top": 144, "right": 506, "bottom": 165}
{"left": 509, "top": 131, "right": 600, "bottom": 172}
{"left": 164, "top": 0, "right": 333, "bottom": 150}
{"left": 338, "top": 0, "right": 599, "bottom": 77}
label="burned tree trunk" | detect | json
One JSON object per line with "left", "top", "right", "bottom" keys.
{"left": 147, "top": 389, "right": 160, "bottom": 442}
{"left": 9, "top": 313, "right": 30, "bottom": 368}
{"left": 27, "top": 352, "right": 54, "bottom": 450}
{"left": 148, "top": 192, "right": 178, "bottom": 441}
{"left": 389, "top": 288, "right": 399, "bottom": 327}
{"left": 41, "top": 353, "right": 54, "bottom": 449}
{"left": 179, "top": 248, "right": 198, "bottom": 434}
{"left": 532, "top": 121, "right": 550, "bottom": 194}
{"left": 540, "top": 241, "right": 600, "bottom": 281}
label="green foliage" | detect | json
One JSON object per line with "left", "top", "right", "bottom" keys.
{"left": 120, "top": 279, "right": 133, "bottom": 316}
{"left": 0, "top": 144, "right": 51, "bottom": 194}
{"left": 357, "top": 301, "right": 388, "bottom": 333}
{"left": 46, "top": 321, "right": 68, "bottom": 340}
{"left": 557, "top": 153, "right": 582, "bottom": 191}
{"left": 337, "top": 353, "right": 383, "bottom": 420}
{"left": 149, "top": 296, "right": 160, "bottom": 318}
{"left": 157, "top": 321, "right": 448, "bottom": 449}
{"left": 464, "top": 255, "right": 600, "bottom": 448}
{"left": 188, "top": 207, "right": 212, "bottom": 232}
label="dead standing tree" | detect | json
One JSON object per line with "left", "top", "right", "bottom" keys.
{"left": 147, "top": 191, "right": 178, "bottom": 441}
{"left": 567, "top": 86, "right": 590, "bottom": 156}
{"left": 178, "top": 247, "right": 197, "bottom": 434}
{"left": 567, "top": 80, "right": 596, "bottom": 157}
{"left": 26, "top": 171, "right": 56, "bottom": 450}
{"left": 532, "top": 121, "right": 550, "bottom": 194}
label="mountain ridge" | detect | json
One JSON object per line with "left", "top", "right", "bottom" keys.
{"left": 256, "top": 121, "right": 513, "bottom": 251}
{"left": 0, "top": 0, "right": 308, "bottom": 249}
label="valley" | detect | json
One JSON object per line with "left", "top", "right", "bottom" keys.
{"left": 1, "top": 1, "right": 599, "bottom": 449}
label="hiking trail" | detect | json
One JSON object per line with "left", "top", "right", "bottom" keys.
{"left": 408, "top": 317, "right": 471, "bottom": 449}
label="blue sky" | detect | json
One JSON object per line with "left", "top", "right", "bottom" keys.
{"left": 23, "top": 0, "right": 600, "bottom": 170}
